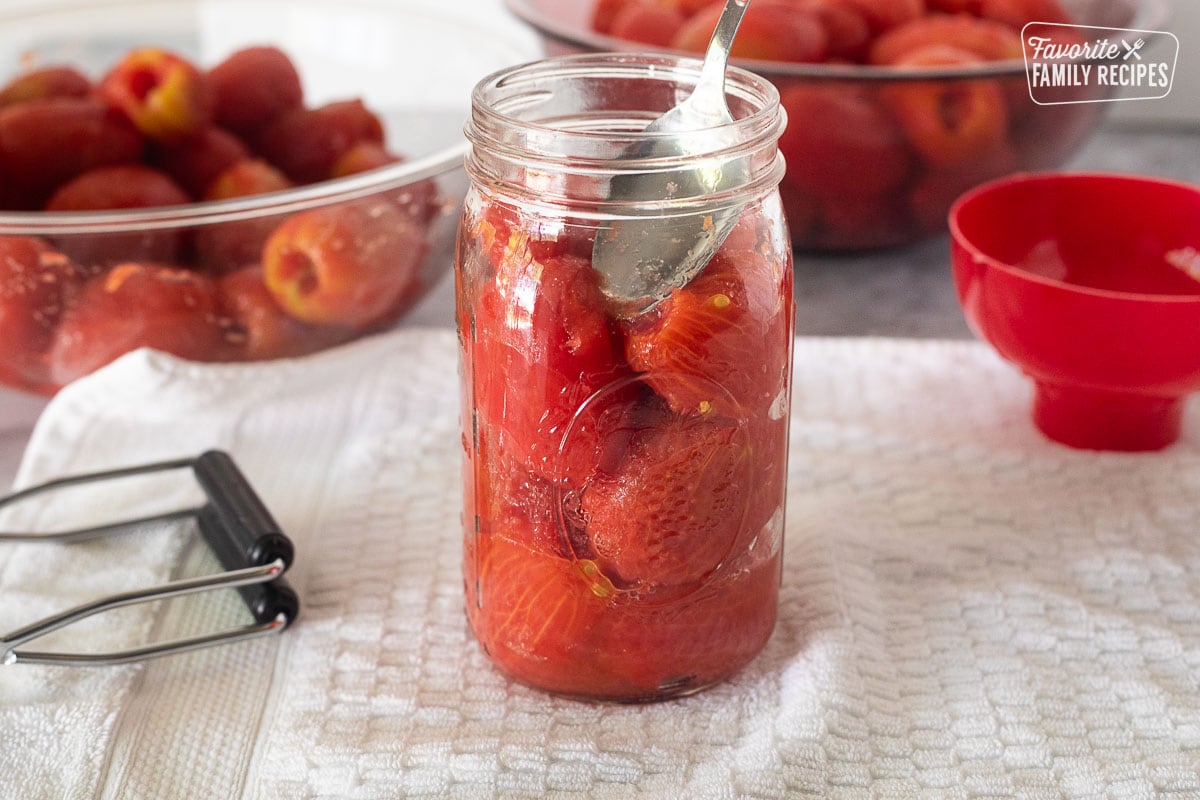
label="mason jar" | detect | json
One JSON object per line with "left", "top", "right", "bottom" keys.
{"left": 456, "top": 53, "right": 793, "bottom": 702}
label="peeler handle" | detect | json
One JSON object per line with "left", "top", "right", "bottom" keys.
{"left": 193, "top": 450, "right": 295, "bottom": 572}
{"left": 243, "top": 578, "right": 300, "bottom": 629}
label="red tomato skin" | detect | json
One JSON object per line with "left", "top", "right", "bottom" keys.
{"left": 49, "top": 263, "right": 223, "bottom": 384}
{"left": 0, "top": 236, "right": 85, "bottom": 393}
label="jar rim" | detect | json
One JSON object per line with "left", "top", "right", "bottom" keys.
{"left": 467, "top": 52, "right": 783, "bottom": 165}
{"left": 464, "top": 52, "right": 786, "bottom": 215}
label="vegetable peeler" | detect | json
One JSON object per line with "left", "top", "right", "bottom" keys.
{"left": 0, "top": 450, "right": 298, "bottom": 667}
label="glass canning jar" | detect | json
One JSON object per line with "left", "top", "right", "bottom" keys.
{"left": 456, "top": 53, "right": 794, "bottom": 702}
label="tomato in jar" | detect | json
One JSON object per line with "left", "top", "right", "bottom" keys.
{"left": 457, "top": 54, "right": 794, "bottom": 702}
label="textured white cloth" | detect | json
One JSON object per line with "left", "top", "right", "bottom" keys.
{"left": 2, "top": 329, "right": 1199, "bottom": 799}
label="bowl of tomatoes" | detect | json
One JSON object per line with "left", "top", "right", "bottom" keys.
{"left": 0, "top": 0, "right": 532, "bottom": 396}
{"left": 505, "top": 0, "right": 1167, "bottom": 251}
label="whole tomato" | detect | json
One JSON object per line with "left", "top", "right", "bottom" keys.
{"left": 468, "top": 535, "right": 616, "bottom": 696}
{"left": 624, "top": 239, "right": 792, "bottom": 420}
{"left": 262, "top": 199, "right": 426, "bottom": 329}
{"left": 0, "top": 236, "right": 84, "bottom": 393}
{"left": 50, "top": 262, "right": 223, "bottom": 384}
{"left": 468, "top": 221, "right": 630, "bottom": 483}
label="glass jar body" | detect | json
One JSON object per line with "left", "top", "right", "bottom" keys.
{"left": 457, "top": 54, "right": 794, "bottom": 702}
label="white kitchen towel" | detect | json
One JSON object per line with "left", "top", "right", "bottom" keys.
{"left": 2, "top": 329, "right": 1199, "bottom": 799}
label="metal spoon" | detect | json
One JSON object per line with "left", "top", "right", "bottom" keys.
{"left": 593, "top": 0, "right": 752, "bottom": 314}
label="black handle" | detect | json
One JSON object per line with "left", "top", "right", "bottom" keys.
{"left": 242, "top": 578, "right": 300, "bottom": 628}
{"left": 192, "top": 450, "right": 294, "bottom": 573}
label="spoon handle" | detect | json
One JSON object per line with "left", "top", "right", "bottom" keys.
{"left": 693, "top": 0, "right": 750, "bottom": 111}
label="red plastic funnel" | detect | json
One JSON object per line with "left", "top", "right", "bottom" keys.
{"left": 950, "top": 172, "right": 1200, "bottom": 451}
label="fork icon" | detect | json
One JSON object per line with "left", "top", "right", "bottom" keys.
{"left": 1122, "top": 38, "right": 1145, "bottom": 60}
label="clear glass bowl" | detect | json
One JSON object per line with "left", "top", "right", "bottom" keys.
{"left": 504, "top": 0, "right": 1168, "bottom": 251}
{"left": 0, "top": 0, "right": 532, "bottom": 395}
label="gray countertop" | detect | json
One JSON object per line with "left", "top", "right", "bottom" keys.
{"left": 794, "top": 122, "right": 1200, "bottom": 339}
